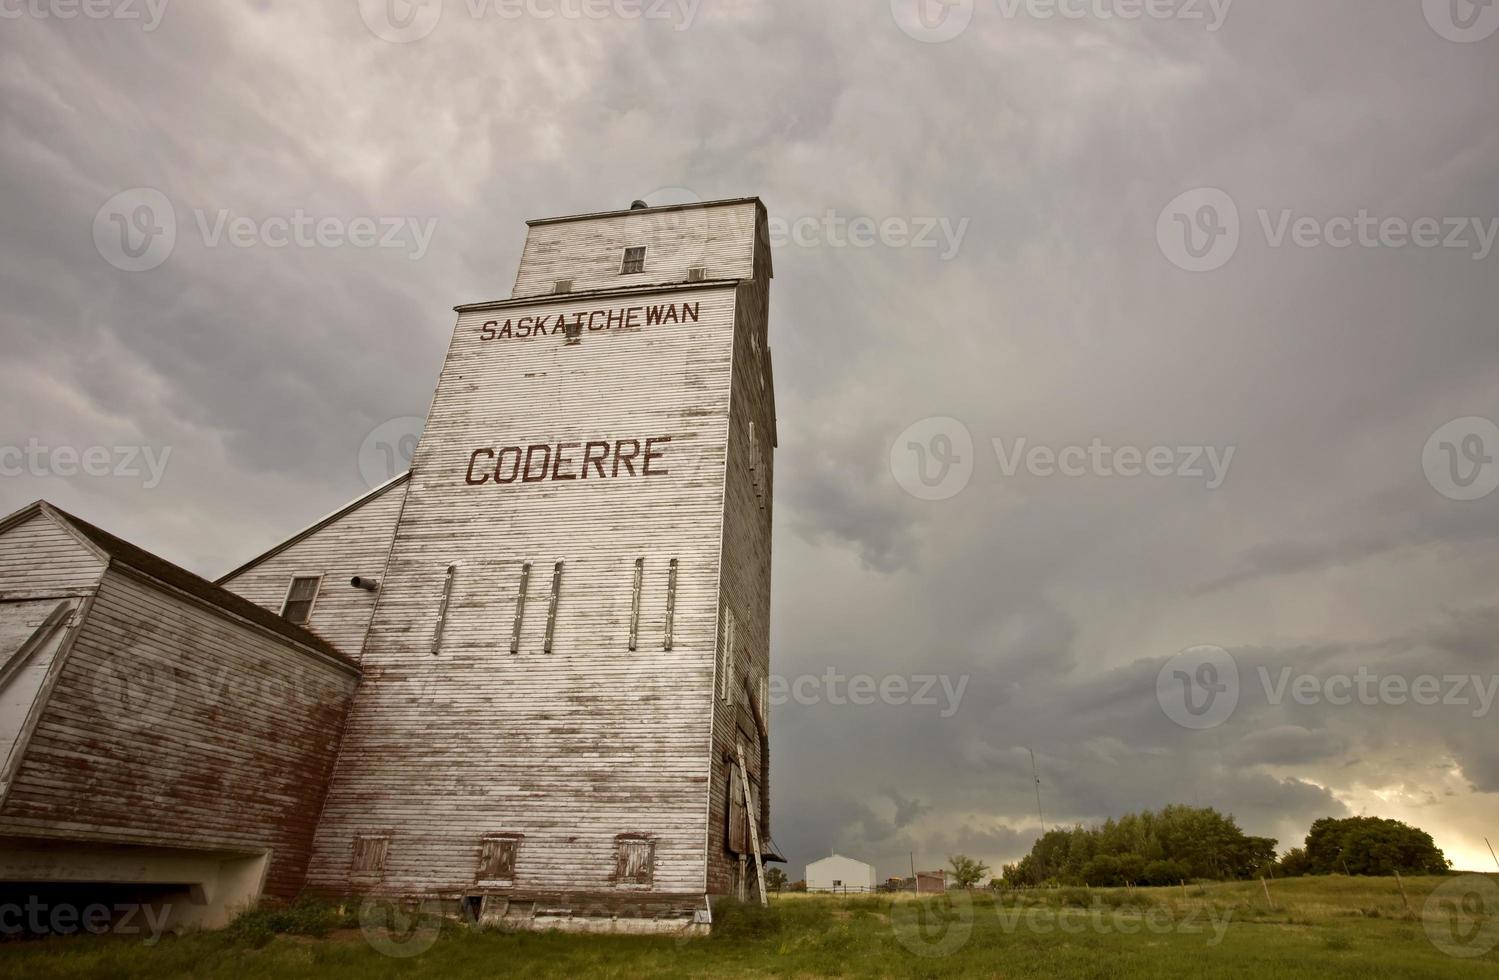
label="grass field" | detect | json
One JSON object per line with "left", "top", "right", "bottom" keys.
{"left": 2, "top": 874, "right": 1495, "bottom": 978}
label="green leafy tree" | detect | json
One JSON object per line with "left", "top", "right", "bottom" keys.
{"left": 764, "top": 867, "right": 788, "bottom": 893}
{"left": 1277, "top": 847, "right": 1313, "bottom": 878}
{"left": 1003, "top": 806, "right": 1279, "bottom": 886}
{"left": 948, "top": 854, "right": 991, "bottom": 888}
{"left": 1302, "top": 817, "right": 1449, "bottom": 876}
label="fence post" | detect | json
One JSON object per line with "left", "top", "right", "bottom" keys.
{"left": 1394, "top": 870, "right": 1415, "bottom": 920}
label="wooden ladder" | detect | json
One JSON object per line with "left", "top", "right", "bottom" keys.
{"left": 735, "top": 743, "right": 768, "bottom": 907}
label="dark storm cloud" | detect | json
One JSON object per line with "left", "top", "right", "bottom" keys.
{"left": 3, "top": 0, "right": 1498, "bottom": 876}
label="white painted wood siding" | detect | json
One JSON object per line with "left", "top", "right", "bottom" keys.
{"left": 0, "top": 598, "right": 81, "bottom": 784}
{"left": 219, "top": 479, "right": 409, "bottom": 658}
{"left": 306, "top": 284, "right": 740, "bottom": 899}
{"left": 0, "top": 566, "right": 359, "bottom": 899}
{"left": 512, "top": 201, "right": 759, "bottom": 299}
{"left": 0, "top": 512, "right": 105, "bottom": 599}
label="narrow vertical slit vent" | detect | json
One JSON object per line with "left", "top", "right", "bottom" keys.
{"left": 629, "top": 558, "right": 644, "bottom": 652}
{"left": 663, "top": 558, "right": 678, "bottom": 650}
{"left": 510, "top": 562, "right": 531, "bottom": 654}
{"left": 544, "top": 561, "right": 564, "bottom": 653}
{"left": 431, "top": 565, "right": 456, "bottom": 656}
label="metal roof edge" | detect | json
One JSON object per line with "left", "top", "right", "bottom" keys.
{"left": 214, "top": 471, "right": 413, "bottom": 585}
{"left": 524, "top": 196, "right": 763, "bottom": 227}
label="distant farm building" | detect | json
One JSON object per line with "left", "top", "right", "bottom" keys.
{"left": 806, "top": 854, "right": 877, "bottom": 893}
{"left": 0, "top": 197, "right": 780, "bottom": 934}
{"left": 915, "top": 869, "right": 948, "bottom": 893}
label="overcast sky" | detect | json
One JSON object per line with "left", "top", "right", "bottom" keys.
{"left": 4, "top": 0, "right": 1499, "bottom": 879}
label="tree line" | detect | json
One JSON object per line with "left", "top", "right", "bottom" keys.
{"left": 990, "top": 806, "right": 1449, "bottom": 888}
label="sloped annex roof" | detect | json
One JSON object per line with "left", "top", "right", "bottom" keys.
{"left": 0, "top": 500, "right": 358, "bottom": 672}
{"left": 213, "top": 471, "right": 411, "bottom": 586}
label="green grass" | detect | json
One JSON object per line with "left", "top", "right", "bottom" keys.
{"left": 3, "top": 875, "right": 1496, "bottom": 978}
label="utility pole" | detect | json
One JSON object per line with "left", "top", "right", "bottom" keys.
{"left": 1486, "top": 837, "right": 1499, "bottom": 872}
{"left": 910, "top": 852, "right": 917, "bottom": 894}
{"left": 1029, "top": 748, "right": 1046, "bottom": 834}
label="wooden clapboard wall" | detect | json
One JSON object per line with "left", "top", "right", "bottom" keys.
{"left": 218, "top": 475, "right": 410, "bottom": 658}
{"left": 305, "top": 199, "right": 774, "bottom": 901}
{"left": 0, "top": 564, "right": 359, "bottom": 899}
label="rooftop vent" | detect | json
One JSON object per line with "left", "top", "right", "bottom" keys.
{"left": 630, "top": 199, "right": 649, "bottom": 210}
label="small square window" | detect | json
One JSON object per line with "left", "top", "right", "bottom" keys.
{"left": 620, "top": 246, "right": 646, "bottom": 274}
{"left": 478, "top": 835, "right": 520, "bottom": 882}
{"left": 352, "top": 834, "right": 389, "bottom": 875}
{"left": 615, "top": 835, "right": 655, "bottom": 888}
{"left": 281, "top": 575, "right": 322, "bottom": 625}
{"left": 554, "top": 279, "right": 572, "bottom": 293}
{"left": 687, "top": 266, "right": 706, "bottom": 282}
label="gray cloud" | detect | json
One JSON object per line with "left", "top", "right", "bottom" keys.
{"left": 3, "top": 0, "right": 1498, "bottom": 878}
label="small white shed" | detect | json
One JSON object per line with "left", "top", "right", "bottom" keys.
{"left": 806, "top": 853, "right": 877, "bottom": 893}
